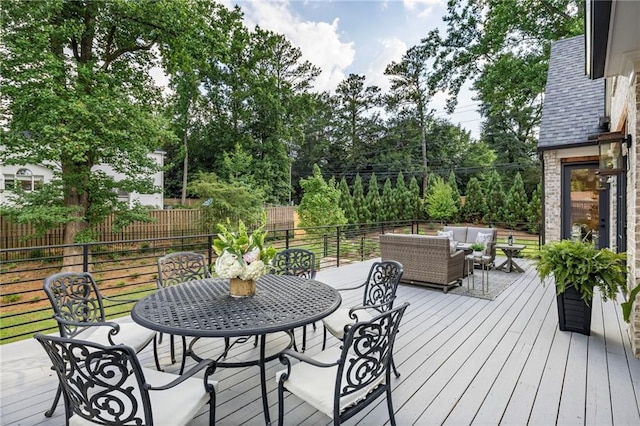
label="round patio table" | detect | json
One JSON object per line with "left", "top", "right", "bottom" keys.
{"left": 131, "top": 274, "right": 341, "bottom": 425}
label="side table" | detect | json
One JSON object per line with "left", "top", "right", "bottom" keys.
{"left": 494, "top": 243, "right": 526, "bottom": 272}
{"left": 466, "top": 255, "right": 491, "bottom": 293}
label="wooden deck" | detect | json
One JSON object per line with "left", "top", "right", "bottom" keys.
{"left": 2, "top": 258, "right": 639, "bottom": 425}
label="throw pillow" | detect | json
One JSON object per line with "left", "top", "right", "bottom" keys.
{"left": 475, "top": 232, "right": 493, "bottom": 246}
{"left": 450, "top": 240, "right": 458, "bottom": 254}
{"left": 437, "top": 230, "right": 454, "bottom": 241}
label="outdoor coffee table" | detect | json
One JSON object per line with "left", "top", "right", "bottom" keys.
{"left": 494, "top": 243, "right": 527, "bottom": 272}
{"left": 132, "top": 274, "right": 341, "bottom": 425}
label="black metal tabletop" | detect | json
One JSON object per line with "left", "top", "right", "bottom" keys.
{"left": 131, "top": 274, "right": 341, "bottom": 338}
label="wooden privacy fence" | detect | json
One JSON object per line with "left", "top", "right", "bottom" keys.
{"left": 0, "top": 206, "right": 296, "bottom": 249}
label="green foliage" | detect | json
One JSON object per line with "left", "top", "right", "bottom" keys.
{"left": 1, "top": 0, "right": 196, "bottom": 242}
{"left": 365, "top": 174, "right": 382, "bottom": 223}
{"left": 297, "top": 165, "right": 347, "bottom": 235}
{"left": 221, "top": 144, "right": 257, "bottom": 187}
{"left": 394, "top": 173, "right": 411, "bottom": 221}
{"left": 536, "top": 239, "right": 627, "bottom": 304}
{"left": 462, "top": 177, "right": 487, "bottom": 224}
{"left": 2, "top": 294, "right": 21, "bottom": 304}
{"left": 425, "top": 173, "right": 439, "bottom": 200}
{"left": 381, "top": 178, "right": 397, "bottom": 222}
{"left": 212, "top": 217, "right": 276, "bottom": 266}
{"left": 447, "top": 171, "right": 461, "bottom": 222}
{"left": 527, "top": 183, "right": 542, "bottom": 234}
{"left": 470, "top": 243, "right": 485, "bottom": 251}
{"left": 188, "top": 172, "right": 265, "bottom": 231}
{"left": 424, "top": 177, "right": 457, "bottom": 221}
{"left": 503, "top": 172, "right": 529, "bottom": 229}
{"left": 351, "top": 174, "right": 369, "bottom": 224}
{"left": 482, "top": 170, "right": 505, "bottom": 224}
{"left": 408, "top": 176, "right": 423, "bottom": 220}
{"left": 338, "top": 177, "right": 357, "bottom": 224}
{"left": 621, "top": 283, "right": 640, "bottom": 323}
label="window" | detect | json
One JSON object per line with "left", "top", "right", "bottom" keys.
{"left": 2, "top": 171, "right": 44, "bottom": 192}
{"left": 16, "top": 168, "right": 32, "bottom": 176}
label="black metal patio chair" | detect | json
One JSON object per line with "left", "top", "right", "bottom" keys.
{"left": 42, "top": 271, "right": 159, "bottom": 418}
{"left": 272, "top": 248, "right": 317, "bottom": 351}
{"left": 321, "top": 260, "right": 404, "bottom": 377}
{"left": 276, "top": 302, "right": 410, "bottom": 426}
{"left": 157, "top": 251, "right": 211, "bottom": 364}
{"left": 35, "top": 333, "right": 217, "bottom": 426}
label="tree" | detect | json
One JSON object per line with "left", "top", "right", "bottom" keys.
{"left": 528, "top": 182, "right": 542, "bottom": 234}
{"left": 365, "top": 174, "right": 382, "bottom": 223}
{"left": 333, "top": 74, "right": 382, "bottom": 172}
{"left": 503, "top": 172, "right": 529, "bottom": 229}
{"left": 338, "top": 177, "right": 357, "bottom": 225}
{"left": 297, "top": 165, "right": 347, "bottom": 236}
{"left": 408, "top": 176, "right": 423, "bottom": 220}
{"left": 1, "top": 0, "right": 228, "bottom": 264}
{"left": 385, "top": 44, "right": 435, "bottom": 197}
{"left": 188, "top": 172, "right": 265, "bottom": 231}
{"left": 425, "top": 177, "right": 457, "bottom": 221}
{"left": 448, "top": 171, "right": 461, "bottom": 222}
{"left": 482, "top": 170, "right": 506, "bottom": 224}
{"left": 351, "top": 173, "right": 369, "bottom": 224}
{"left": 462, "top": 177, "right": 487, "bottom": 224}
{"left": 422, "top": 0, "right": 582, "bottom": 192}
{"left": 381, "top": 178, "right": 397, "bottom": 222}
{"left": 423, "top": 0, "right": 583, "bottom": 112}
{"left": 394, "top": 172, "right": 411, "bottom": 221}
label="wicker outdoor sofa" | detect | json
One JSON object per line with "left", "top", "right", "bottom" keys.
{"left": 379, "top": 233, "right": 465, "bottom": 293}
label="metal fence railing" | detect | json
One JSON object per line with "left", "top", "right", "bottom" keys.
{"left": 0, "top": 220, "right": 540, "bottom": 343}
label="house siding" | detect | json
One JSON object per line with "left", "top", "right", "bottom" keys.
{"left": 629, "top": 72, "right": 640, "bottom": 356}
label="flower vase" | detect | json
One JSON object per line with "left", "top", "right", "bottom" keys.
{"left": 230, "top": 278, "right": 256, "bottom": 297}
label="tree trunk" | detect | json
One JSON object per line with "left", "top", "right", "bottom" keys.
{"left": 61, "top": 162, "right": 91, "bottom": 271}
{"left": 181, "top": 130, "right": 188, "bottom": 205}
{"left": 62, "top": 220, "right": 86, "bottom": 271}
{"left": 420, "top": 122, "right": 428, "bottom": 198}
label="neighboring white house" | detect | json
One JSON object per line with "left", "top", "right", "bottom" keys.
{"left": 0, "top": 150, "right": 165, "bottom": 208}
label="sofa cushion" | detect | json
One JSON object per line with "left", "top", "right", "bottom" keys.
{"left": 442, "top": 226, "right": 467, "bottom": 244}
{"left": 466, "top": 227, "right": 495, "bottom": 244}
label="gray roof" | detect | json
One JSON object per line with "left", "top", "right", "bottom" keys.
{"left": 538, "top": 36, "right": 605, "bottom": 150}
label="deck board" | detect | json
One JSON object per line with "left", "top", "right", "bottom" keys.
{"left": 1, "top": 257, "right": 639, "bottom": 426}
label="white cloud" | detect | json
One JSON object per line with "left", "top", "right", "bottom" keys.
{"left": 365, "top": 38, "right": 407, "bottom": 92}
{"left": 231, "top": 0, "right": 355, "bottom": 93}
{"left": 403, "top": 0, "right": 444, "bottom": 18}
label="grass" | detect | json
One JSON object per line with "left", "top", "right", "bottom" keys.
{"left": 0, "top": 287, "right": 157, "bottom": 345}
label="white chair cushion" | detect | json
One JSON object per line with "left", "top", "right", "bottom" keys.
{"left": 69, "top": 367, "right": 217, "bottom": 426}
{"left": 275, "top": 347, "right": 385, "bottom": 419}
{"left": 323, "top": 308, "right": 373, "bottom": 341}
{"left": 76, "top": 322, "right": 155, "bottom": 352}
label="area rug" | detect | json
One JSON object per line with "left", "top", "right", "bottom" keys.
{"left": 447, "top": 260, "right": 528, "bottom": 301}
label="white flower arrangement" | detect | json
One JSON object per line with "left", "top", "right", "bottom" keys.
{"left": 213, "top": 219, "right": 276, "bottom": 281}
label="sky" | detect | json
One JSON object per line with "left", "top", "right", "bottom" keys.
{"left": 221, "top": 0, "right": 483, "bottom": 138}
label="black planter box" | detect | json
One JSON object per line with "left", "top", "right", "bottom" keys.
{"left": 556, "top": 285, "right": 592, "bottom": 336}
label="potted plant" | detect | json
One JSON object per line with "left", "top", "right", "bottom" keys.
{"left": 213, "top": 218, "right": 276, "bottom": 297}
{"left": 536, "top": 239, "right": 627, "bottom": 335}
{"left": 470, "top": 242, "right": 485, "bottom": 257}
